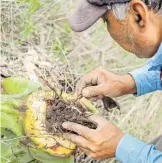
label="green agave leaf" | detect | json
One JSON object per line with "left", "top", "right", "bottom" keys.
{"left": 29, "top": 148, "right": 74, "bottom": 163}
{"left": 1, "top": 78, "right": 74, "bottom": 162}
{"left": 1, "top": 112, "right": 23, "bottom": 136}
{"left": 1, "top": 98, "right": 22, "bottom": 108}
{"left": 1, "top": 77, "right": 41, "bottom": 103}
{"left": 1, "top": 128, "right": 34, "bottom": 163}
{"left": 2, "top": 77, "right": 41, "bottom": 95}
{"left": 1, "top": 94, "right": 23, "bottom": 104}
{"left": 0, "top": 128, "right": 74, "bottom": 163}
{"left": 1, "top": 104, "right": 20, "bottom": 115}
{"left": 0, "top": 94, "right": 27, "bottom": 104}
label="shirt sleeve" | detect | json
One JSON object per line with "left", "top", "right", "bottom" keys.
{"left": 129, "top": 64, "right": 162, "bottom": 96}
{"left": 116, "top": 134, "right": 162, "bottom": 163}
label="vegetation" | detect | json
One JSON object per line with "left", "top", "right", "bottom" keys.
{"left": 1, "top": 0, "right": 162, "bottom": 162}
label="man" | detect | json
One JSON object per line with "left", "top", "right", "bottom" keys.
{"left": 62, "top": 0, "right": 162, "bottom": 162}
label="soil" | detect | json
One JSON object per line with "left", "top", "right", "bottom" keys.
{"left": 45, "top": 93, "right": 97, "bottom": 135}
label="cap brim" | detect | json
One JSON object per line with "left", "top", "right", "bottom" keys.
{"left": 69, "top": 0, "right": 108, "bottom": 32}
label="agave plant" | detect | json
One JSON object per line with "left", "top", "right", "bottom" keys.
{"left": 1, "top": 77, "right": 98, "bottom": 163}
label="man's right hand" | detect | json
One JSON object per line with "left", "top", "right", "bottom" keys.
{"left": 76, "top": 67, "right": 136, "bottom": 100}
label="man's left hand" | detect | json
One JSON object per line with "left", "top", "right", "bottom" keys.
{"left": 62, "top": 115, "right": 124, "bottom": 160}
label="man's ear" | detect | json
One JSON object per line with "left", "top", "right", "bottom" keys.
{"left": 130, "top": 0, "right": 149, "bottom": 28}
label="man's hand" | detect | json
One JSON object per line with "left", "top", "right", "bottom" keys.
{"left": 62, "top": 115, "right": 124, "bottom": 160}
{"left": 76, "top": 67, "right": 136, "bottom": 100}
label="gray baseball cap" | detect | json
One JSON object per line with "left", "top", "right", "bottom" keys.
{"left": 69, "top": 0, "right": 109, "bottom": 32}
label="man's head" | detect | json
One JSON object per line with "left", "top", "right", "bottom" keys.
{"left": 69, "top": 0, "right": 162, "bottom": 58}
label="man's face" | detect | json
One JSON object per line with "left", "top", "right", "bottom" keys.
{"left": 104, "top": 3, "right": 162, "bottom": 58}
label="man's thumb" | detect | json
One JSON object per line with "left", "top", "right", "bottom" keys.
{"left": 82, "top": 85, "right": 104, "bottom": 98}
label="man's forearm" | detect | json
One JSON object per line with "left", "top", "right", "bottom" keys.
{"left": 116, "top": 134, "right": 162, "bottom": 163}
{"left": 118, "top": 74, "right": 137, "bottom": 95}
{"left": 129, "top": 64, "right": 162, "bottom": 96}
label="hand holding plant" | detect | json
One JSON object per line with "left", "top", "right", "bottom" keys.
{"left": 62, "top": 115, "right": 124, "bottom": 160}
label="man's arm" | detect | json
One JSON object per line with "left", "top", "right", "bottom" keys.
{"left": 76, "top": 64, "right": 162, "bottom": 100}
{"left": 76, "top": 67, "right": 137, "bottom": 99}
{"left": 129, "top": 42, "right": 162, "bottom": 96}
{"left": 129, "top": 64, "right": 162, "bottom": 96}
{"left": 116, "top": 134, "right": 162, "bottom": 163}
{"left": 62, "top": 115, "right": 162, "bottom": 162}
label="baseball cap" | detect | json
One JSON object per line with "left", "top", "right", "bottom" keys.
{"left": 68, "top": 0, "right": 130, "bottom": 32}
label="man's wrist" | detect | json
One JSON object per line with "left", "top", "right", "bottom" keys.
{"left": 118, "top": 74, "right": 137, "bottom": 95}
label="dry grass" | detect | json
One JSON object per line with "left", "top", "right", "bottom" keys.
{"left": 1, "top": 0, "right": 162, "bottom": 162}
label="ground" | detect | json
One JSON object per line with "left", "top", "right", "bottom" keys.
{"left": 1, "top": 0, "right": 162, "bottom": 163}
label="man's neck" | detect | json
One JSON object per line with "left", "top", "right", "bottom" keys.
{"left": 159, "top": 13, "right": 162, "bottom": 41}
{"left": 154, "top": 13, "right": 162, "bottom": 43}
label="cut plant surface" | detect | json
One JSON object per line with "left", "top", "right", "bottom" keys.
{"left": 24, "top": 90, "right": 98, "bottom": 156}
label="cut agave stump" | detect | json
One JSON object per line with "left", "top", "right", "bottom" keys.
{"left": 24, "top": 90, "right": 98, "bottom": 157}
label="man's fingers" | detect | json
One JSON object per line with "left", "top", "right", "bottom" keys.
{"left": 80, "top": 147, "right": 105, "bottom": 160}
{"left": 88, "top": 95, "right": 104, "bottom": 102}
{"left": 63, "top": 133, "right": 93, "bottom": 150}
{"left": 76, "top": 79, "right": 87, "bottom": 97}
{"left": 76, "top": 71, "right": 99, "bottom": 97}
{"left": 88, "top": 115, "right": 109, "bottom": 126}
{"left": 79, "top": 147, "right": 91, "bottom": 154}
{"left": 63, "top": 133, "right": 87, "bottom": 147}
{"left": 62, "top": 122, "right": 95, "bottom": 139}
{"left": 82, "top": 85, "right": 106, "bottom": 98}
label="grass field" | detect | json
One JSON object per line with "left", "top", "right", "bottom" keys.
{"left": 1, "top": 0, "right": 162, "bottom": 162}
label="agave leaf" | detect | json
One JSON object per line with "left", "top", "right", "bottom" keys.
{"left": 1, "top": 77, "right": 41, "bottom": 103}
{"left": 0, "top": 102, "right": 34, "bottom": 162}
{"left": 1, "top": 128, "right": 34, "bottom": 163}
{"left": 1, "top": 98, "right": 22, "bottom": 108}
{"left": 1, "top": 112, "right": 23, "bottom": 136}
{"left": 1, "top": 122, "right": 74, "bottom": 163}
{"left": 2, "top": 77, "right": 41, "bottom": 95}
{"left": 29, "top": 148, "right": 74, "bottom": 163}
{"left": 0, "top": 94, "right": 24, "bottom": 104}
{"left": 1, "top": 103, "right": 20, "bottom": 115}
